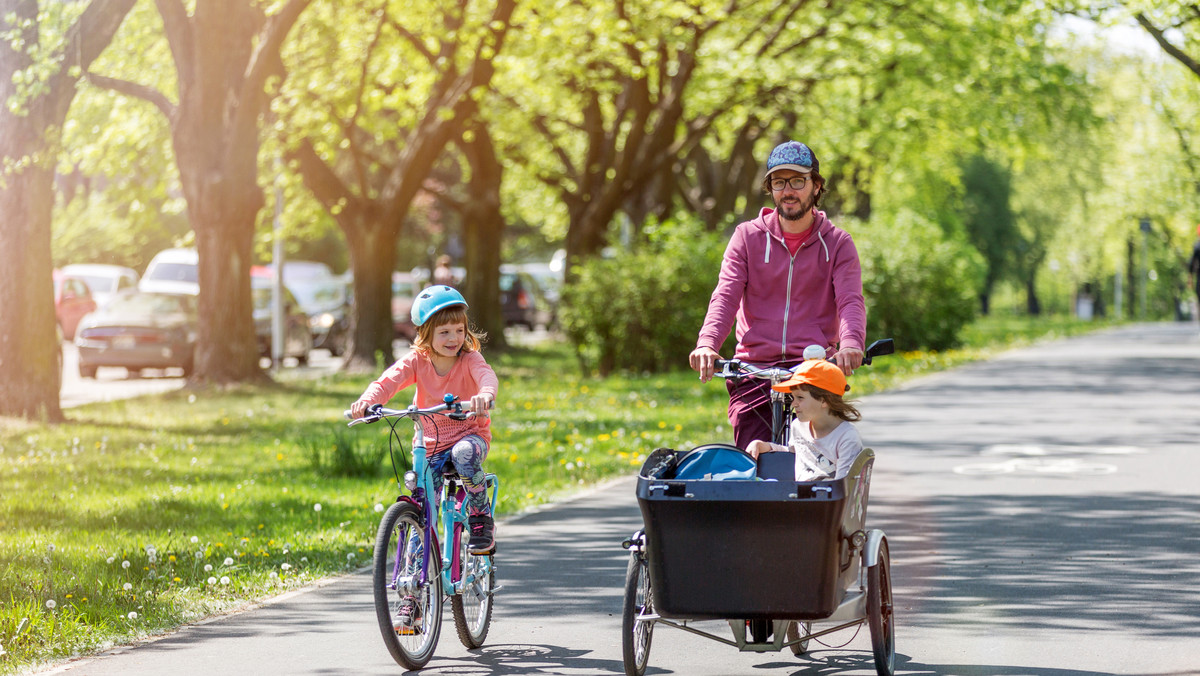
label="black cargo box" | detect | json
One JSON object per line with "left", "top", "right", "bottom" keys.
{"left": 636, "top": 444, "right": 874, "bottom": 620}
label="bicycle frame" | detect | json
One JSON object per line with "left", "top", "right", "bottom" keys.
{"left": 390, "top": 406, "right": 500, "bottom": 600}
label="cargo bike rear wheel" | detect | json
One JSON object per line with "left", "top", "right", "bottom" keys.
{"left": 866, "top": 539, "right": 895, "bottom": 676}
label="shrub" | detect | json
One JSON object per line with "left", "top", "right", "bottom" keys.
{"left": 559, "top": 219, "right": 729, "bottom": 375}
{"left": 854, "top": 209, "right": 984, "bottom": 351}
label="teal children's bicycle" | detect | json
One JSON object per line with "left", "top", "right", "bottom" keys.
{"left": 346, "top": 395, "right": 499, "bottom": 670}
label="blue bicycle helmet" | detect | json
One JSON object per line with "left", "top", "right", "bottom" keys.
{"left": 410, "top": 285, "right": 468, "bottom": 327}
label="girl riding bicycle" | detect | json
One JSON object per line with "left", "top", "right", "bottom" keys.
{"left": 744, "top": 358, "right": 862, "bottom": 481}
{"left": 350, "top": 285, "right": 498, "bottom": 556}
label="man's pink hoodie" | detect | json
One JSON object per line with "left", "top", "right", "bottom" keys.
{"left": 696, "top": 207, "right": 866, "bottom": 364}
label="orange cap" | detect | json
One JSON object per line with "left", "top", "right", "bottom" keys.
{"left": 772, "top": 359, "right": 848, "bottom": 395}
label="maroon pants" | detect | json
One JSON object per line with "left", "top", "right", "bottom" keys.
{"left": 726, "top": 361, "right": 798, "bottom": 449}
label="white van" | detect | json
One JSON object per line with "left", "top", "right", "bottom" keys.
{"left": 61, "top": 263, "right": 139, "bottom": 308}
{"left": 139, "top": 248, "right": 199, "bottom": 295}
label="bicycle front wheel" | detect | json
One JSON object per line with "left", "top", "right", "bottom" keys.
{"left": 374, "top": 501, "right": 443, "bottom": 670}
{"left": 450, "top": 521, "right": 494, "bottom": 648}
{"left": 621, "top": 551, "right": 653, "bottom": 676}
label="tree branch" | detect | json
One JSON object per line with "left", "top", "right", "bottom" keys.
{"left": 154, "top": 0, "right": 194, "bottom": 85}
{"left": 1135, "top": 12, "right": 1200, "bottom": 78}
{"left": 87, "top": 72, "right": 177, "bottom": 121}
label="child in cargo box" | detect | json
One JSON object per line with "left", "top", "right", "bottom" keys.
{"left": 744, "top": 359, "right": 862, "bottom": 481}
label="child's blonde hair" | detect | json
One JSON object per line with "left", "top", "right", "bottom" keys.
{"left": 412, "top": 304, "right": 486, "bottom": 355}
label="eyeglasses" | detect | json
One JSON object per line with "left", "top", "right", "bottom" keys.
{"left": 769, "top": 176, "right": 809, "bottom": 192}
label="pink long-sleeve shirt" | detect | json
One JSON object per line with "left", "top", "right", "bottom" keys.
{"left": 355, "top": 349, "right": 499, "bottom": 448}
{"left": 696, "top": 207, "right": 866, "bottom": 364}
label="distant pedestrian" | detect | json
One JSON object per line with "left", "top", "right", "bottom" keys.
{"left": 433, "top": 255, "right": 455, "bottom": 287}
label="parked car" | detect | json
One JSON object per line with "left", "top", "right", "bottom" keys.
{"left": 499, "top": 265, "right": 554, "bottom": 330}
{"left": 139, "top": 247, "right": 199, "bottom": 295}
{"left": 53, "top": 268, "right": 98, "bottom": 340}
{"left": 392, "top": 271, "right": 418, "bottom": 341}
{"left": 61, "top": 263, "right": 139, "bottom": 308}
{"left": 250, "top": 273, "right": 312, "bottom": 365}
{"left": 74, "top": 290, "right": 197, "bottom": 378}
{"left": 259, "top": 262, "right": 351, "bottom": 356}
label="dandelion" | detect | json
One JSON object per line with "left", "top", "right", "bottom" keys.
{"left": 194, "top": 551, "right": 203, "bottom": 560}
{"left": 347, "top": 552, "right": 356, "bottom": 561}
{"left": 204, "top": 564, "right": 212, "bottom": 572}
{"left": 374, "top": 503, "right": 384, "bottom": 513}
{"left": 300, "top": 557, "right": 308, "bottom": 563}
{"left": 46, "top": 543, "right": 55, "bottom": 553}
{"left": 173, "top": 577, "right": 182, "bottom": 582}
{"left": 190, "top": 536, "right": 199, "bottom": 544}
{"left": 128, "top": 612, "right": 138, "bottom": 620}
{"left": 280, "top": 563, "right": 292, "bottom": 571}
{"left": 220, "top": 576, "right": 230, "bottom": 585}
{"left": 123, "top": 583, "right": 132, "bottom": 591}
{"left": 122, "top": 560, "right": 131, "bottom": 569}
{"left": 269, "top": 571, "right": 278, "bottom": 579}
{"left": 168, "top": 555, "right": 176, "bottom": 562}
{"left": 207, "top": 577, "right": 217, "bottom": 585}
{"left": 223, "top": 557, "right": 234, "bottom": 566}
{"left": 313, "top": 503, "right": 322, "bottom": 512}
{"left": 107, "top": 556, "right": 115, "bottom": 565}
{"left": 45, "top": 599, "right": 56, "bottom": 610}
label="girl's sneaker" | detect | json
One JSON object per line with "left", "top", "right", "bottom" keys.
{"left": 394, "top": 596, "right": 422, "bottom": 634}
{"left": 467, "top": 515, "right": 495, "bottom": 555}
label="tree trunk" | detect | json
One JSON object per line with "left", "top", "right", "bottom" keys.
{"left": 458, "top": 120, "right": 507, "bottom": 349}
{"left": 0, "top": 0, "right": 137, "bottom": 419}
{"left": 342, "top": 213, "right": 399, "bottom": 373}
{"left": 1025, "top": 275, "right": 1041, "bottom": 316}
{"left": 0, "top": 155, "right": 61, "bottom": 420}
{"left": 160, "top": 0, "right": 310, "bottom": 385}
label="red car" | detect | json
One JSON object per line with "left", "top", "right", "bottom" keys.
{"left": 53, "top": 269, "right": 97, "bottom": 340}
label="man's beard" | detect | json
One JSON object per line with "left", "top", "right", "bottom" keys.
{"left": 774, "top": 191, "right": 816, "bottom": 222}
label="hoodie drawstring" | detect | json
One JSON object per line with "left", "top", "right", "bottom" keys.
{"left": 768, "top": 225, "right": 830, "bottom": 263}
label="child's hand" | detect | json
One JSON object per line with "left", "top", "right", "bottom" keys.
{"left": 469, "top": 392, "right": 494, "bottom": 416}
{"left": 350, "top": 400, "right": 370, "bottom": 419}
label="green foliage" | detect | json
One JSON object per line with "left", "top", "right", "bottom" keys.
{"left": 855, "top": 209, "right": 984, "bottom": 351}
{"left": 558, "top": 218, "right": 727, "bottom": 375}
{"left": 301, "top": 427, "right": 389, "bottom": 478}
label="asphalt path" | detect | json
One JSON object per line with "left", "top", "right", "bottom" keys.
{"left": 42, "top": 322, "right": 1200, "bottom": 676}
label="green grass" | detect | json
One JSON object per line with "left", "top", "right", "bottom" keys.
{"left": 0, "top": 314, "right": 1116, "bottom": 672}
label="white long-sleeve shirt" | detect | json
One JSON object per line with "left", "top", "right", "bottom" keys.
{"left": 789, "top": 419, "right": 863, "bottom": 481}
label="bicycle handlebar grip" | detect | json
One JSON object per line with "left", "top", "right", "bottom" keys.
{"left": 343, "top": 410, "right": 353, "bottom": 420}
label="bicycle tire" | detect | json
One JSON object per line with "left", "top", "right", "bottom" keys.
{"left": 373, "top": 501, "right": 443, "bottom": 670}
{"left": 621, "top": 551, "right": 653, "bottom": 676}
{"left": 450, "top": 520, "right": 494, "bottom": 648}
{"left": 867, "top": 539, "right": 895, "bottom": 676}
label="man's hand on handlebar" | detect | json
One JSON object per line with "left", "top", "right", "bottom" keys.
{"left": 689, "top": 346, "right": 721, "bottom": 383}
{"left": 833, "top": 347, "right": 864, "bottom": 376}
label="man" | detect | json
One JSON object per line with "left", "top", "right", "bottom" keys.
{"left": 689, "top": 140, "right": 867, "bottom": 449}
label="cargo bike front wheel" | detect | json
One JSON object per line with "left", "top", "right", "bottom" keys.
{"left": 621, "top": 533, "right": 654, "bottom": 676}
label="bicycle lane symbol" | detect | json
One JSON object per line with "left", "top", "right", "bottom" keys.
{"left": 952, "top": 444, "right": 1144, "bottom": 476}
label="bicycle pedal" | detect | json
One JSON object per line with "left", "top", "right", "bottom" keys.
{"left": 395, "top": 625, "right": 421, "bottom": 636}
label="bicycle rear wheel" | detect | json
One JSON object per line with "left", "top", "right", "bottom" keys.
{"left": 374, "top": 501, "right": 443, "bottom": 670}
{"left": 450, "top": 521, "right": 494, "bottom": 648}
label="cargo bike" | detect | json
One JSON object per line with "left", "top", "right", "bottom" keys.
{"left": 620, "top": 340, "right": 896, "bottom": 676}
